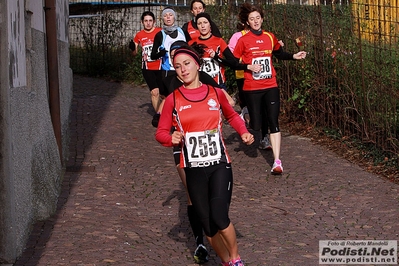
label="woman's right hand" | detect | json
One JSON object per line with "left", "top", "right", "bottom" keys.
{"left": 171, "top": 131, "right": 183, "bottom": 145}
{"left": 247, "top": 64, "right": 262, "bottom": 73}
{"left": 207, "top": 48, "right": 216, "bottom": 58}
{"left": 241, "top": 132, "right": 254, "bottom": 145}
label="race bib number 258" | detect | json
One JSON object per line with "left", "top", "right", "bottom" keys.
{"left": 252, "top": 56, "right": 272, "bottom": 80}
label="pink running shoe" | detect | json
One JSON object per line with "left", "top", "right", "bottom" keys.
{"left": 229, "top": 257, "right": 245, "bottom": 266}
{"left": 271, "top": 159, "right": 283, "bottom": 174}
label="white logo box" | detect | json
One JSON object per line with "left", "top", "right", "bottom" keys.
{"left": 319, "top": 240, "right": 397, "bottom": 265}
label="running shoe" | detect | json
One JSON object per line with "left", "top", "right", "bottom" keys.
{"left": 229, "top": 257, "right": 245, "bottom": 266}
{"left": 151, "top": 113, "right": 160, "bottom": 128}
{"left": 193, "top": 244, "right": 209, "bottom": 264}
{"left": 271, "top": 159, "right": 283, "bottom": 174}
{"left": 258, "top": 135, "right": 272, "bottom": 150}
{"left": 239, "top": 106, "right": 248, "bottom": 121}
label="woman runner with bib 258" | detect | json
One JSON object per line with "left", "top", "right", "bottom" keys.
{"left": 155, "top": 46, "right": 254, "bottom": 266}
{"left": 233, "top": 3, "right": 306, "bottom": 174}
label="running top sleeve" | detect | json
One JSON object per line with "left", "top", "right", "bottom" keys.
{"left": 150, "top": 31, "right": 164, "bottom": 60}
{"left": 272, "top": 46, "right": 295, "bottom": 60}
{"left": 214, "top": 48, "right": 247, "bottom": 70}
{"left": 228, "top": 31, "right": 242, "bottom": 53}
{"left": 155, "top": 94, "right": 175, "bottom": 147}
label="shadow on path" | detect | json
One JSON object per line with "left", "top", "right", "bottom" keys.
{"left": 14, "top": 75, "right": 124, "bottom": 266}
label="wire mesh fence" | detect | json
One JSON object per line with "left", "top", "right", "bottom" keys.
{"left": 68, "top": 0, "right": 399, "bottom": 163}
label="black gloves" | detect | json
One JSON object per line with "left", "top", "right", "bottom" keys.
{"left": 128, "top": 40, "right": 136, "bottom": 51}
{"left": 213, "top": 53, "right": 223, "bottom": 63}
{"left": 157, "top": 48, "right": 167, "bottom": 57}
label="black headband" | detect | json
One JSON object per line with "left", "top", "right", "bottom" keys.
{"left": 195, "top": 12, "right": 211, "bottom": 23}
{"left": 173, "top": 48, "right": 201, "bottom": 67}
{"left": 170, "top": 41, "right": 188, "bottom": 52}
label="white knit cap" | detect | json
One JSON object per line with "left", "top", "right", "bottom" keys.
{"left": 162, "top": 8, "right": 176, "bottom": 18}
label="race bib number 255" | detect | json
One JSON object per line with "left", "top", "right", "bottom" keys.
{"left": 185, "top": 130, "right": 221, "bottom": 162}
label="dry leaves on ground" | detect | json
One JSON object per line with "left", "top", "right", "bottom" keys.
{"left": 281, "top": 117, "right": 399, "bottom": 184}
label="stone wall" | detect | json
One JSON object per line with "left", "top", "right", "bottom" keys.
{"left": 0, "top": 0, "right": 73, "bottom": 263}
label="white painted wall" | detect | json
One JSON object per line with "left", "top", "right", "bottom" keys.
{"left": 27, "top": 0, "right": 45, "bottom": 32}
{"left": 8, "top": 0, "right": 27, "bottom": 88}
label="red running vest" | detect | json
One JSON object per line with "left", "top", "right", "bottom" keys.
{"left": 173, "top": 86, "right": 230, "bottom": 168}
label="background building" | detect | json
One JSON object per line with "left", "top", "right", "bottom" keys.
{"left": 0, "top": 0, "right": 72, "bottom": 263}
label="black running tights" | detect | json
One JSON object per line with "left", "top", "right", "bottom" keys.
{"left": 185, "top": 163, "right": 233, "bottom": 237}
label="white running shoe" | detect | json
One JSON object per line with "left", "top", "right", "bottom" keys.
{"left": 258, "top": 135, "right": 272, "bottom": 150}
{"left": 193, "top": 244, "right": 209, "bottom": 264}
{"left": 239, "top": 106, "right": 248, "bottom": 121}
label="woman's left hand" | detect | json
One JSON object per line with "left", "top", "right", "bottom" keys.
{"left": 241, "top": 133, "right": 254, "bottom": 145}
{"left": 293, "top": 51, "right": 307, "bottom": 60}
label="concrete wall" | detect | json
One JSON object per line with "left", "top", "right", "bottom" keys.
{"left": 0, "top": 0, "right": 73, "bottom": 263}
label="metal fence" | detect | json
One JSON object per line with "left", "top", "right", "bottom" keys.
{"left": 68, "top": 0, "right": 399, "bottom": 160}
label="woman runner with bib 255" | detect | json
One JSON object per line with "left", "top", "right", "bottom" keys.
{"left": 155, "top": 46, "right": 254, "bottom": 266}
{"left": 233, "top": 3, "right": 306, "bottom": 175}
